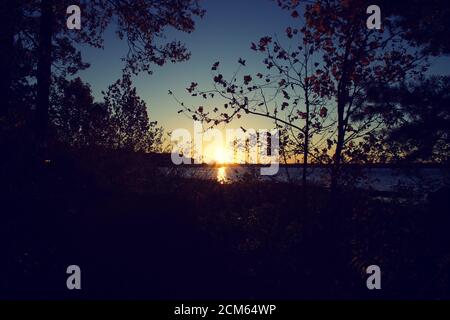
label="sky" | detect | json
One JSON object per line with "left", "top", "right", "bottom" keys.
{"left": 77, "top": 0, "right": 308, "bottom": 134}
{"left": 76, "top": 0, "right": 450, "bottom": 160}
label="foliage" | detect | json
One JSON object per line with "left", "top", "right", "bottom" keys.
{"left": 365, "top": 76, "right": 450, "bottom": 163}
{"left": 50, "top": 75, "right": 163, "bottom": 152}
{"left": 175, "top": 0, "right": 431, "bottom": 186}
{"left": 1, "top": 0, "right": 205, "bottom": 141}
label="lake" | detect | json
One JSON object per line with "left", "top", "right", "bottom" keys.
{"left": 163, "top": 165, "right": 450, "bottom": 195}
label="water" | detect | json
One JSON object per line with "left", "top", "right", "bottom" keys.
{"left": 162, "top": 166, "right": 450, "bottom": 194}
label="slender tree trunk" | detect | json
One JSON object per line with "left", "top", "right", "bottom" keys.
{"left": 324, "top": 96, "right": 346, "bottom": 295}
{"left": 303, "top": 92, "right": 310, "bottom": 187}
{"left": 331, "top": 100, "right": 345, "bottom": 191}
{"left": 302, "top": 51, "right": 310, "bottom": 187}
{"left": 36, "top": 0, "right": 53, "bottom": 143}
{"left": 331, "top": 35, "right": 352, "bottom": 192}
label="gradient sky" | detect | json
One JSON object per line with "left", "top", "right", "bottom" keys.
{"left": 77, "top": 0, "right": 450, "bottom": 138}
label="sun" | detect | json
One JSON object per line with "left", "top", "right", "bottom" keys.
{"left": 214, "top": 146, "right": 231, "bottom": 164}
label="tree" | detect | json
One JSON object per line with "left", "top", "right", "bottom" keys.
{"left": 0, "top": 1, "right": 35, "bottom": 124}
{"left": 173, "top": 29, "right": 331, "bottom": 186}
{"left": 3, "top": 0, "right": 205, "bottom": 144}
{"left": 366, "top": 76, "right": 450, "bottom": 163}
{"left": 0, "top": 1, "right": 18, "bottom": 117}
{"left": 275, "top": 0, "right": 450, "bottom": 55}
{"left": 103, "top": 74, "right": 163, "bottom": 152}
{"left": 377, "top": 0, "right": 450, "bottom": 56}
{"left": 50, "top": 75, "right": 163, "bottom": 152}
{"left": 176, "top": 0, "right": 427, "bottom": 187}
{"left": 51, "top": 77, "right": 95, "bottom": 147}
{"left": 275, "top": 0, "right": 427, "bottom": 188}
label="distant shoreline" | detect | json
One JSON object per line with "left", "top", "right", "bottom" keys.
{"left": 162, "top": 162, "right": 450, "bottom": 169}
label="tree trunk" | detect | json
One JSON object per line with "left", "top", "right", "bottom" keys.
{"left": 36, "top": 0, "right": 54, "bottom": 143}
{"left": 331, "top": 101, "right": 345, "bottom": 191}
{"left": 302, "top": 52, "right": 310, "bottom": 187}
{"left": 0, "top": 1, "right": 16, "bottom": 117}
{"left": 303, "top": 93, "right": 310, "bottom": 187}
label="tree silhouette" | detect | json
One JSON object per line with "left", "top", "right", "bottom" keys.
{"left": 0, "top": 1, "right": 35, "bottom": 125}
{"left": 50, "top": 75, "right": 163, "bottom": 152}
{"left": 377, "top": 0, "right": 450, "bottom": 56}
{"left": 275, "top": 0, "right": 450, "bottom": 56}
{"left": 176, "top": 0, "right": 428, "bottom": 187}
{"left": 366, "top": 76, "right": 450, "bottom": 163}
{"left": 2, "top": 0, "right": 204, "bottom": 146}
{"left": 51, "top": 77, "right": 96, "bottom": 147}
{"left": 104, "top": 73, "right": 163, "bottom": 152}
{"left": 275, "top": 0, "right": 427, "bottom": 188}
{"left": 173, "top": 19, "right": 335, "bottom": 185}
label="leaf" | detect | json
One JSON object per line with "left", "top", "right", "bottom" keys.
{"left": 212, "top": 61, "right": 220, "bottom": 71}
{"left": 297, "top": 111, "right": 307, "bottom": 119}
{"left": 327, "top": 139, "right": 333, "bottom": 149}
{"left": 186, "top": 82, "right": 198, "bottom": 93}
{"left": 258, "top": 36, "right": 272, "bottom": 51}
{"left": 286, "top": 27, "right": 293, "bottom": 39}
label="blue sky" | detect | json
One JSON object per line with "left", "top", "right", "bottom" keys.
{"left": 77, "top": 0, "right": 309, "bottom": 133}
{"left": 77, "top": 0, "right": 450, "bottom": 134}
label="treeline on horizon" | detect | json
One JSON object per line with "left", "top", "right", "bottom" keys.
{"left": 0, "top": 1, "right": 449, "bottom": 181}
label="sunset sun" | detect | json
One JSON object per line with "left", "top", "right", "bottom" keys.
{"left": 214, "top": 146, "right": 230, "bottom": 164}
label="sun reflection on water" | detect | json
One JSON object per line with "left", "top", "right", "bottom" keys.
{"left": 217, "top": 166, "right": 227, "bottom": 184}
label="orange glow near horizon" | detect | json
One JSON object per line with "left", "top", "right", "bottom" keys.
{"left": 202, "top": 143, "right": 234, "bottom": 164}
{"left": 214, "top": 146, "right": 233, "bottom": 164}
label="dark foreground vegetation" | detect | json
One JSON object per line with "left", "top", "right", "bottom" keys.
{"left": 2, "top": 146, "right": 449, "bottom": 300}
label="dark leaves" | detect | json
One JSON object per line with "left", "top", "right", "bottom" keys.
{"left": 286, "top": 27, "right": 293, "bottom": 38}
{"left": 212, "top": 61, "right": 220, "bottom": 71}
{"left": 186, "top": 82, "right": 198, "bottom": 93}
{"left": 258, "top": 36, "right": 272, "bottom": 52}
